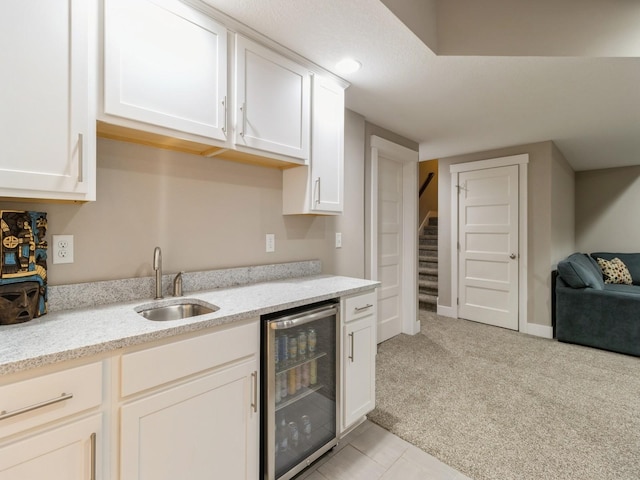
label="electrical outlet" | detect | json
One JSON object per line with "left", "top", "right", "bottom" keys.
{"left": 52, "top": 235, "right": 74, "bottom": 264}
{"left": 335, "top": 232, "right": 342, "bottom": 248}
{"left": 266, "top": 234, "right": 275, "bottom": 253}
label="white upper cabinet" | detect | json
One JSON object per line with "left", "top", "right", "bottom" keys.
{"left": 0, "top": 0, "right": 96, "bottom": 201}
{"left": 103, "top": 0, "right": 228, "bottom": 142}
{"left": 235, "top": 35, "right": 311, "bottom": 162}
{"left": 283, "top": 74, "right": 345, "bottom": 214}
{"left": 311, "top": 75, "right": 345, "bottom": 212}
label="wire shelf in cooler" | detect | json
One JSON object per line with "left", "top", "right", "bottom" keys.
{"left": 275, "top": 351, "right": 327, "bottom": 375}
{"left": 276, "top": 384, "right": 324, "bottom": 411}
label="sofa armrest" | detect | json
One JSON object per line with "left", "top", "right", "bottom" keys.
{"left": 555, "top": 285, "right": 640, "bottom": 356}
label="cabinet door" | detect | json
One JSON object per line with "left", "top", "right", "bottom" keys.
{"left": 120, "top": 359, "right": 258, "bottom": 480}
{"left": 235, "top": 35, "right": 310, "bottom": 160}
{"left": 0, "top": 0, "right": 96, "bottom": 201}
{"left": 343, "top": 316, "right": 376, "bottom": 430}
{"left": 104, "top": 0, "right": 228, "bottom": 141}
{"left": 0, "top": 414, "right": 101, "bottom": 480}
{"left": 311, "top": 75, "right": 344, "bottom": 213}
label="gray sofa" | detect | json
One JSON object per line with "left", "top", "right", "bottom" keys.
{"left": 555, "top": 252, "right": 640, "bottom": 357}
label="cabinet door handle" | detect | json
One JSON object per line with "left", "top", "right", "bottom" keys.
{"left": 314, "top": 177, "right": 321, "bottom": 204}
{"left": 251, "top": 371, "right": 258, "bottom": 413}
{"left": 0, "top": 392, "right": 73, "bottom": 421}
{"left": 222, "top": 96, "right": 228, "bottom": 135}
{"left": 77, "top": 133, "right": 84, "bottom": 183}
{"left": 90, "top": 432, "right": 97, "bottom": 480}
{"left": 354, "top": 304, "right": 373, "bottom": 313}
{"left": 239, "top": 102, "right": 246, "bottom": 137}
{"left": 348, "top": 332, "right": 354, "bottom": 362}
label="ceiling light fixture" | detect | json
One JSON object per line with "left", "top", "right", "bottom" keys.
{"left": 335, "top": 58, "right": 361, "bottom": 75}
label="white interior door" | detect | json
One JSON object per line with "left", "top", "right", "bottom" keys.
{"left": 458, "top": 165, "right": 519, "bottom": 330}
{"left": 377, "top": 156, "right": 403, "bottom": 342}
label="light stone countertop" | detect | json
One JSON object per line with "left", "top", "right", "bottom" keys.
{"left": 0, "top": 275, "right": 379, "bottom": 376}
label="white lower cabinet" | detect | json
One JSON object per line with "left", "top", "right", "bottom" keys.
{"left": 119, "top": 319, "right": 259, "bottom": 480}
{"left": 0, "top": 361, "right": 103, "bottom": 479}
{"left": 340, "top": 291, "right": 377, "bottom": 433}
{"left": 0, "top": 414, "right": 101, "bottom": 480}
{"left": 120, "top": 360, "right": 257, "bottom": 480}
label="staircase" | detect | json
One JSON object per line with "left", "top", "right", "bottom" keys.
{"left": 418, "top": 216, "right": 438, "bottom": 311}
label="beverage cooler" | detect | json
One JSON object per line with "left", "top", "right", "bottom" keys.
{"left": 261, "top": 300, "right": 339, "bottom": 480}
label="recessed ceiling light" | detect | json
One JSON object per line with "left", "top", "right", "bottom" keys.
{"left": 335, "top": 58, "right": 361, "bottom": 75}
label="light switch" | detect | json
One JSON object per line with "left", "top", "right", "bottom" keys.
{"left": 335, "top": 232, "right": 342, "bottom": 248}
{"left": 266, "top": 234, "right": 275, "bottom": 253}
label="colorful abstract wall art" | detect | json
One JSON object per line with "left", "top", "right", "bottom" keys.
{"left": 0, "top": 211, "right": 48, "bottom": 325}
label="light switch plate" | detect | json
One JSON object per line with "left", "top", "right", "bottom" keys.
{"left": 335, "top": 232, "right": 342, "bottom": 248}
{"left": 52, "top": 234, "right": 74, "bottom": 264}
{"left": 266, "top": 234, "right": 275, "bottom": 253}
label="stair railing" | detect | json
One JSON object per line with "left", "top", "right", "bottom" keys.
{"left": 418, "top": 172, "right": 436, "bottom": 231}
{"left": 419, "top": 172, "right": 434, "bottom": 198}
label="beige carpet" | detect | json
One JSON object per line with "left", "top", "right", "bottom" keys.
{"left": 369, "top": 311, "right": 640, "bottom": 480}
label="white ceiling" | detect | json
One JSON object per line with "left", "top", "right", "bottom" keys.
{"left": 198, "top": 0, "right": 640, "bottom": 171}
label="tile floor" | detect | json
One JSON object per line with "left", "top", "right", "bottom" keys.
{"left": 293, "top": 420, "right": 472, "bottom": 480}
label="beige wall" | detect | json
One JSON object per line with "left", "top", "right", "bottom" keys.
{"left": 0, "top": 110, "right": 367, "bottom": 286}
{"left": 436, "top": 0, "right": 640, "bottom": 56}
{"left": 551, "top": 143, "right": 575, "bottom": 265}
{"left": 438, "top": 141, "right": 575, "bottom": 328}
{"left": 323, "top": 110, "right": 367, "bottom": 277}
{"left": 576, "top": 165, "right": 640, "bottom": 253}
{"left": 419, "top": 159, "right": 438, "bottom": 224}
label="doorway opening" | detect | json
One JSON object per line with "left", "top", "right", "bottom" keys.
{"left": 418, "top": 159, "right": 438, "bottom": 312}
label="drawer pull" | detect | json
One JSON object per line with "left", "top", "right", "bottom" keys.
{"left": 354, "top": 304, "right": 373, "bottom": 313}
{"left": 0, "top": 392, "right": 74, "bottom": 421}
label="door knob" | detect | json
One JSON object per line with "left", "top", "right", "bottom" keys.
{"left": 510, "top": 253, "right": 517, "bottom": 259}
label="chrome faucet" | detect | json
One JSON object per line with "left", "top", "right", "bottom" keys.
{"left": 173, "top": 271, "right": 184, "bottom": 297}
{"left": 153, "top": 247, "right": 163, "bottom": 299}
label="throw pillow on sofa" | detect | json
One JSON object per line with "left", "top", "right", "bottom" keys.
{"left": 595, "top": 257, "right": 633, "bottom": 285}
{"left": 591, "top": 252, "right": 640, "bottom": 286}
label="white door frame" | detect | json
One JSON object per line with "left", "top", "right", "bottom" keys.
{"left": 450, "top": 154, "right": 529, "bottom": 333}
{"left": 369, "top": 135, "right": 420, "bottom": 336}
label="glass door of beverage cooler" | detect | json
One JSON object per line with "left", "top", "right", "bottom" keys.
{"left": 263, "top": 301, "right": 339, "bottom": 480}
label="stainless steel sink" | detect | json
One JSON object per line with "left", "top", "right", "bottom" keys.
{"left": 135, "top": 299, "right": 219, "bottom": 321}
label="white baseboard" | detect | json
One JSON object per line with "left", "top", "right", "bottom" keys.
{"left": 434, "top": 304, "right": 553, "bottom": 339}
{"left": 526, "top": 322, "right": 553, "bottom": 339}
{"left": 436, "top": 304, "right": 457, "bottom": 318}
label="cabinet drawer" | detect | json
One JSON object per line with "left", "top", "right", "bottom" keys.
{"left": 0, "top": 362, "right": 103, "bottom": 439}
{"left": 121, "top": 319, "right": 259, "bottom": 397}
{"left": 343, "top": 291, "right": 377, "bottom": 323}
